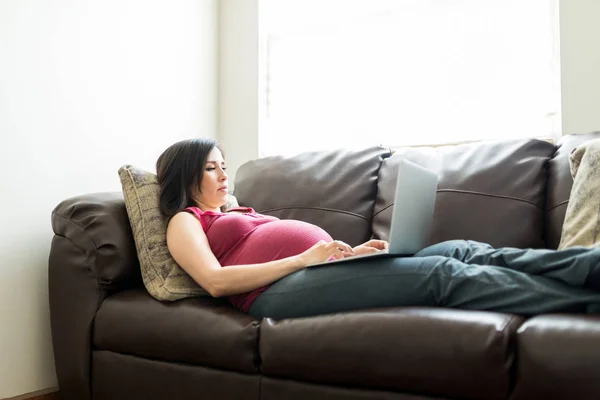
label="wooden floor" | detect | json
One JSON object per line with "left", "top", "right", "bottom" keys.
{"left": 29, "top": 393, "right": 60, "bottom": 400}
{"left": 4, "top": 390, "right": 60, "bottom": 400}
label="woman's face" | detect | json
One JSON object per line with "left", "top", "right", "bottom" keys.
{"left": 193, "top": 147, "right": 228, "bottom": 211}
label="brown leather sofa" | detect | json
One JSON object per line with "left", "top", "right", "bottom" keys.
{"left": 49, "top": 133, "right": 600, "bottom": 400}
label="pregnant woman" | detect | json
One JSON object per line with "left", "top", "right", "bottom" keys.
{"left": 157, "top": 138, "right": 600, "bottom": 319}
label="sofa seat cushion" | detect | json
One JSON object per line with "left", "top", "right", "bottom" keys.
{"left": 512, "top": 315, "right": 600, "bottom": 400}
{"left": 93, "top": 289, "right": 259, "bottom": 373}
{"left": 259, "top": 308, "right": 523, "bottom": 400}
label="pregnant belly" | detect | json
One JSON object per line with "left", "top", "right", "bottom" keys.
{"left": 221, "top": 219, "right": 333, "bottom": 266}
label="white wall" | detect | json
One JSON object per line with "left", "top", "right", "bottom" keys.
{"left": 0, "top": 0, "right": 218, "bottom": 398}
{"left": 218, "top": 0, "right": 258, "bottom": 191}
{"left": 560, "top": 0, "right": 600, "bottom": 134}
{"left": 219, "top": 0, "right": 600, "bottom": 182}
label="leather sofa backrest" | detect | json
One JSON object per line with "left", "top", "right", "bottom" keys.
{"left": 233, "top": 146, "right": 392, "bottom": 247}
{"left": 51, "top": 192, "right": 142, "bottom": 290}
{"left": 372, "top": 139, "right": 556, "bottom": 249}
{"left": 545, "top": 131, "right": 600, "bottom": 249}
{"left": 51, "top": 133, "right": 599, "bottom": 290}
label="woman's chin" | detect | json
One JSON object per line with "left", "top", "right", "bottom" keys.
{"left": 217, "top": 196, "right": 229, "bottom": 209}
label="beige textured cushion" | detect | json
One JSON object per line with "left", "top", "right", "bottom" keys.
{"left": 118, "top": 164, "right": 239, "bottom": 301}
{"left": 558, "top": 138, "right": 600, "bottom": 249}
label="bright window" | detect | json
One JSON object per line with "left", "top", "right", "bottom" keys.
{"left": 258, "top": 0, "right": 561, "bottom": 156}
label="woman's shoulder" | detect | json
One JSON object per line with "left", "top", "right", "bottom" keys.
{"left": 168, "top": 208, "right": 204, "bottom": 224}
{"left": 183, "top": 206, "right": 204, "bottom": 218}
{"left": 165, "top": 210, "right": 203, "bottom": 232}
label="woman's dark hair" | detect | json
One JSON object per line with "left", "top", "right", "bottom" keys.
{"left": 156, "top": 138, "right": 223, "bottom": 217}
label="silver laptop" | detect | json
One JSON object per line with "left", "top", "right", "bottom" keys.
{"left": 308, "top": 158, "right": 438, "bottom": 266}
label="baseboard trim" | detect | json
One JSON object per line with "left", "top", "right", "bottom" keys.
{"left": 2, "top": 387, "right": 59, "bottom": 400}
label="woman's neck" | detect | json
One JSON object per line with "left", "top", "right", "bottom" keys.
{"left": 194, "top": 200, "right": 221, "bottom": 213}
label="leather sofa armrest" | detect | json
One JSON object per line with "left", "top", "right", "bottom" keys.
{"left": 49, "top": 193, "right": 142, "bottom": 400}
{"left": 50, "top": 193, "right": 141, "bottom": 290}
{"left": 49, "top": 234, "right": 108, "bottom": 400}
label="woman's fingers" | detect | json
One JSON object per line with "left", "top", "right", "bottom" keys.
{"left": 363, "top": 246, "right": 380, "bottom": 254}
{"left": 330, "top": 240, "right": 355, "bottom": 255}
{"left": 366, "top": 239, "right": 389, "bottom": 250}
{"left": 322, "top": 241, "right": 353, "bottom": 260}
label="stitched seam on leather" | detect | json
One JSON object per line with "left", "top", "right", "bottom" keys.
{"left": 89, "top": 294, "right": 105, "bottom": 392}
{"left": 436, "top": 189, "right": 539, "bottom": 207}
{"left": 372, "top": 204, "right": 394, "bottom": 218}
{"left": 258, "top": 375, "right": 262, "bottom": 399}
{"left": 373, "top": 189, "right": 540, "bottom": 218}
{"left": 251, "top": 320, "right": 261, "bottom": 373}
{"left": 95, "top": 349, "right": 258, "bottom": 375}
{"left": 258, "top": 206, "right": 367, "bottom": 221}
{"left": 503, "top": 314, "right": 520, "bottom": 397}
{"left": 52, "top": 207, "right": 127, "bottom": 291}
{"left": 52, "top": 211, "right": 100, "bottom": 250}
{"left": 52, "top": 218, "right": 125, "bottom": 291}
{"left": 546, "top": 199, "right": 569, "bottom": 214}
{"left": 495, "top": 314, "right": 517, "bottom": 360}
{"left": 52, "top": 233, "right": 101, "bottom": 289}
{"left": 498, "top": 314, "right": 519, "bottom": 332}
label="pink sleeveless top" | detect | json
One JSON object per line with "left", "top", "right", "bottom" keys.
{"left": 184, "top": 206, "right": 333, "bottom": 312}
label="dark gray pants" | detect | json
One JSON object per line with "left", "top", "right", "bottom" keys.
{"left": 248, "top": 240, "right": 600, "bottom": 319}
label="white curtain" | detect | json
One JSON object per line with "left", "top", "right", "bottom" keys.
{"left": 258, "top": 0, "right": 561, "bottom": 156}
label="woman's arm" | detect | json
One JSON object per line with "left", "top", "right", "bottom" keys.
{"left": 166, "top": 212, "right": 353, "bottom": 297}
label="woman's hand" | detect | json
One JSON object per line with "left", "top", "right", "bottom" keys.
{"left": 351, "top": 239, "right": 389, "bottom": 256}
{"left": 297, "top": 240, "right": 355, "bottom": 267}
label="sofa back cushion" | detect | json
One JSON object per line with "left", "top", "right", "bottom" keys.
{"left": 545, "top": 131, "right": 600, "bottom": 249}
{"left": 372, "top": 139, "right": 556, "bottom": 249}
{"left": 233, "top": 146, "right": 392, "bottom": 247}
